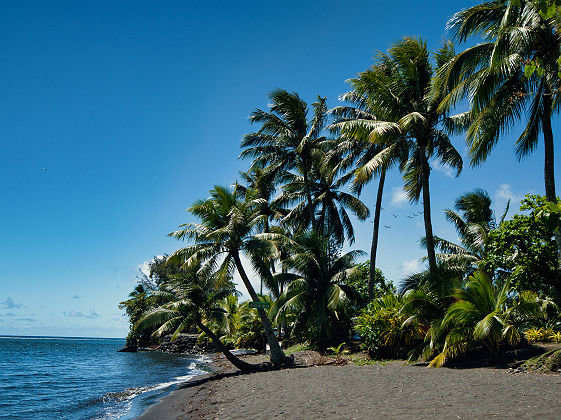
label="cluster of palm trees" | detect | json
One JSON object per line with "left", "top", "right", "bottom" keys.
{"left": 123, "top": 0, "right": 561, "bottom": 370}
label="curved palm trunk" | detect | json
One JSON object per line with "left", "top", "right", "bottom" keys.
{"left": 196, "top": 320, "right": 257, "bottom": 372}
{"left": 368, "top": 169, "right": 386, "bottom": 301}
{"left": 232, "top": 252, "right": 286, "bottom": 365}
{"left": 542, "top": 98, "right": 561, "bottom": 271}
{"left": 420, "top": 150, "right": 437, "bottom": 273}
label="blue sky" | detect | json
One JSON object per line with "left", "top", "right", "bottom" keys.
{"left": 1, "top": 0, "right": 558, "bottom": 337}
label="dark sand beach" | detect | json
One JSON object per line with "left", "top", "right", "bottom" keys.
{"left": 138, "top": 352, "right": 561, "bottom": 419}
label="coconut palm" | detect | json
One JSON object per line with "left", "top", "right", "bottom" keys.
{"left": 167, "top": 185, "right": 286, "bottom": 365}
{"left": 134, "top": 262, "right": 258, "bottom": 372}
{"left": 271, "top": 230, "right": 365, "bottom": 348}
{"left": 354, "top": 38, "right": 463, "bottom": 272}
{"left": 277, "top": 158, "right": 370, "bottom": 245}
{"left": 240, "top": 89, "right": 329, "bottom": 231}
{"left": 237, "top": 165, "right": 288, "bottom": 293}
{"left": 421, "top": 189, "right": 509, "bottom": 270}
{"left": 400, "top": 264, "right": 465, "bottom": 362}
{"left": 237, "top": 165, "right": 287, "bottom": 234}
{"left": 329, "top": 68, "right": 409, "bottom": 299}
{"left": 438, "top": 0, "right": 561, "bottom": 261}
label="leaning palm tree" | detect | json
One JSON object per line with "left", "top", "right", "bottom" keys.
{"left": 356, "top": 38, "right": 463, "bottom": 272}
{"left": 237, "top": 165, "right": 287, "bottom": 294}
{"left": 167, "top": 185, "right": 286, "bottom": 365}
{"left": 134, "top": 262, "right": 259, "bottom": 372}
{"left": 437, "top": 0, "right": 561, "bottom": 262}
{"left": 240, "top": 89, "right": 329, "bottom": 231}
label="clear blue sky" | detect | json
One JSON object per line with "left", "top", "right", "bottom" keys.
{"left": 1, "top": 1, "right": 558, "bottom": 337}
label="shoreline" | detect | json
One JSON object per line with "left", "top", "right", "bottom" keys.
{"left": 135, "top": 352, "right": 259, "bottom": 420}
{"left": 135, "top": 351, "right": 561, "bottom": 420}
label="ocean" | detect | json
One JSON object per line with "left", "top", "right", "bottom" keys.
{"left": 0, "top": 336, "right": 211, "bottom": 419}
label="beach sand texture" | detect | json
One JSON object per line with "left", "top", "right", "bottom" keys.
{"left": 139, "top": 361, "right": 561, "bottom": 419}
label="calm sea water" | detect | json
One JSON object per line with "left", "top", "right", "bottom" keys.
{"left": 0, "top": 336, "right": 211, "bottom": 419}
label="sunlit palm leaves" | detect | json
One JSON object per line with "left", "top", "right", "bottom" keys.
{"left": 422, "top": 189, "right": 508, "bottom": 270}
{"left": 429, "top": 271, "right": 545, "bottom": 367}
{"left": 440, "top": 1, "right": 560, "bottom": 202}
{"left": 241, "top": 89, "right": 330, "bottom": 230}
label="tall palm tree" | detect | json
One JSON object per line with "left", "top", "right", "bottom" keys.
{"left": 329, "top": 70, "right": 408, "bottom": 299}
{"left": 167, "top": 185, "right": 286, "bottom": 365}
{"left": 240, "top": 89, "right": 329, "bottom": 231}
{"left": 237, "top": 165, "right": 286, "bottom": 235}
{"left": 355, "top": 38, "right": 463, "bottom": 272}
{"left": 277, "top": 157, "right": 370, "bottom": 245}
{"left": 134, "top": 262, "right": 258, "bottom": 372}
{"left": 437, "top": 0, "right": 561, "bottom": 262}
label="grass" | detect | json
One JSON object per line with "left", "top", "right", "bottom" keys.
{"left": 283, "top": 342, "right": 314, "bottom": 354}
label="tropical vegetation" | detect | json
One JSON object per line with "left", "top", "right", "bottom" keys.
{"left": 121, "top": 0, "right": 561, "bottom": 371}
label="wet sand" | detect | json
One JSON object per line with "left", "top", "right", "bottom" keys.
{"left": 138, "top": 356, "right": 561, "bottom": 419}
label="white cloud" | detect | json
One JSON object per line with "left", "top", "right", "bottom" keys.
{"left": 495, "top": 184, "right": 522, "bottom": 203}
{"left": 432, "top": 161, "right": 454, "bottom": 178}
{"left": 391, "top": 188, "right": 408, "bottom": 207}
{"left": 137, "top": 255, "right": 165, "bottom": 277}
{"left": 493, "top": 184, "right": 523, "bottom": 218}
{"left": 400, "top": 259, "right": 424, "bottom": 276}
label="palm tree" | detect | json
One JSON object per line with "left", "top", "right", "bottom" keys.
{"left": 237, "top": 165, "right": 286, "bottom": 235}
{"left": 399, "top": 264, "right": 464, "bottom": 362}
{"left": 237, "top": 165, "right": 287, "bottom": 294}
{"left": 134, "top": 262, "right": 258, "bottom": 372}
{"left": 329, "top": 69, "right": 408, "bottom": 300}
{"left": 429, "top": 271, "right": 544, "bottom": 367}
{"left": 422, "top": 189, "right": 509, "bottom": 270}
{"left": 240, "top": 89, "right": 329, "bottom": 231}
{"left": 167, "top": 185, "right": 286, "bottom": 365}
{"left": 277, "top": 157, "right": 370, "bottom": 245}
{"left": 437, "top": 0, "right": 561, "bottom": 262}
{"left": 272, "top": 230, "right": 365, "bottom": 348}
{"left": 354, "top": 38, "right": 463, "bottom": 272}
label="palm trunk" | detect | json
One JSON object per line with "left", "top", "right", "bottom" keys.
{"left": 368, "top": 169, "right": 386, "bottom": 301}
{"left": 302, "top": 159, "right": 317, "bottom": 231}
{"left": 420, "top": 150, "right": 437, "bottom": 273}
{"left": 542, "top": 98, "right": 561, "bottom": 271}
{"left": 196, "top": 320, "right": 257, "bottom": 372}
{"left": 232, "top": 252, "right": 286, "bottom": 365}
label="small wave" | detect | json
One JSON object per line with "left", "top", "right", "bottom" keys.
{"left": 97, "top": 369, "right": 201, "bottom": 405}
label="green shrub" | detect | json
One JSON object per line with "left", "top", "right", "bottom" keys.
{"left": 355, "top": 292, "right": 424, "bottom": 359}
